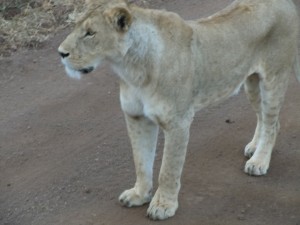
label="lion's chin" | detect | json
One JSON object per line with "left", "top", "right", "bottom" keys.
{"left": 65, "top": 67, "right": 82, "bottom": 79}
{"left": 64, "top": 66, "right": 94, "bottom": 80}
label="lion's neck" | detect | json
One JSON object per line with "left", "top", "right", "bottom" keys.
{"left": 112, "top": 18, "right": 163, "bottom": 87}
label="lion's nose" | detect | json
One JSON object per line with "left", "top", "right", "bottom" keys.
{"left": 59, "top": 51, "right": 70, "bottom": 58}
{"left": 58, "top": 46, "right": 70, "bottom": 58}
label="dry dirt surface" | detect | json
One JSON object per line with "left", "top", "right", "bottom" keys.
{"left": 1, "top": 0, "right": 300, "bottom": 225}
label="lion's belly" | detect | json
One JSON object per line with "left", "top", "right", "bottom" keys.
{"left": 192, "top": 73, "right": 247, "bottom": 111}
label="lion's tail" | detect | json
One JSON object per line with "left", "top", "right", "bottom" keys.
{"left": 294, "top": 51, "right": 300, "bottom": 83}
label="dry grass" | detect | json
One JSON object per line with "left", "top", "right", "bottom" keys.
{"left": 0, "top": 0, "right": 85, "bottom": 57}
{"left": 0, "top": 0, "right": 150, "bottom": 57}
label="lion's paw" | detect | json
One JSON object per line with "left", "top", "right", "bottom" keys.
{"left": 147, "top": 191, "right": 178, "bottom": 220}
{"left": 244, "top": 142, "right": 256, "bottom": 158}
{"left": 244, "top": 158, "right": 269, "bottom": 176}
{"left": 119, "top": 188, "right": 152, "bottom": 207}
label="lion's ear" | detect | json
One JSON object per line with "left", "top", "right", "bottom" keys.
{"left": 104, "top": 7, "right": 132, "bottom": 32}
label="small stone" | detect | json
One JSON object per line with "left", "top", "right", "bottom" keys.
{"left": 225, "top": 119, "right": 235, "bottom": 124}
{"left": 84, "top": 188, "right": 92, "bottom": 194}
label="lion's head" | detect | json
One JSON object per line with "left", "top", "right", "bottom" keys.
{"left": 58, "top": 0, "right": 132, "bottom": 79}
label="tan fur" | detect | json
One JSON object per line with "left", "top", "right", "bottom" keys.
{"left": 58, "top": 0, "right": 300, "bottom": 220}
{"left": 199, "top": 3, "right": 252, "bottom": 24}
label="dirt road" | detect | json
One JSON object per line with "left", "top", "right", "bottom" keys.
{"left": 1, "top": 0, "right": 300, "bottom": 224}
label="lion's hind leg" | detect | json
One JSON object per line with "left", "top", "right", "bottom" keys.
{"left": 244, "top": 70, "right": 289, "bottom": 176}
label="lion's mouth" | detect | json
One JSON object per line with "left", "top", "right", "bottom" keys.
{"left": 79, "top": 67, "right": 94, "bottom": 74}
{"left": 63, "top": 65, "right": 95, "bottom": 80}
{"left": 61, "top": 57, "right": 98, "bottom": 79}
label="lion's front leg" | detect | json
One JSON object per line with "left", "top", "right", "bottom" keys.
{"left": 147, "top": 120, "right": 191, "bottom": 220}
{"left": 119, "top": 114, "right": 159, "bottom": 207}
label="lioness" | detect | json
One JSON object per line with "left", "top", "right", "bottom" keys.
{"left": 58, "top": 0, "right": 300, "bottom": 220}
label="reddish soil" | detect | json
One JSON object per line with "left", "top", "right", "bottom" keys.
{"left": 1, "top": 0, "right": 300, "bottom": 225}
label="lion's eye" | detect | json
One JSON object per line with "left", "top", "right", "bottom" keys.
{"left": 85, "top": 29, "right": 96, "bottom": 37}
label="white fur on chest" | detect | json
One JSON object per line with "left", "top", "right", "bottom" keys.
{"left": 120, "top": 86, "right": 168, "bottom": 124}
{"left": 112, "top": 20, "right": 164, "bottom": 86}
{"left": 115, "top": 19, "right": 166, "bottom": 120}
{"left": 120, "top": 88, "right": 144, "bottom": 116}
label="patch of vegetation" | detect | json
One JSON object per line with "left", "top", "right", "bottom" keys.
{"left": 0, "top": 0, "right": 85, "bottom": 57}
{"left": 0, "top": 0, "right": 150, "bottom": 57}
